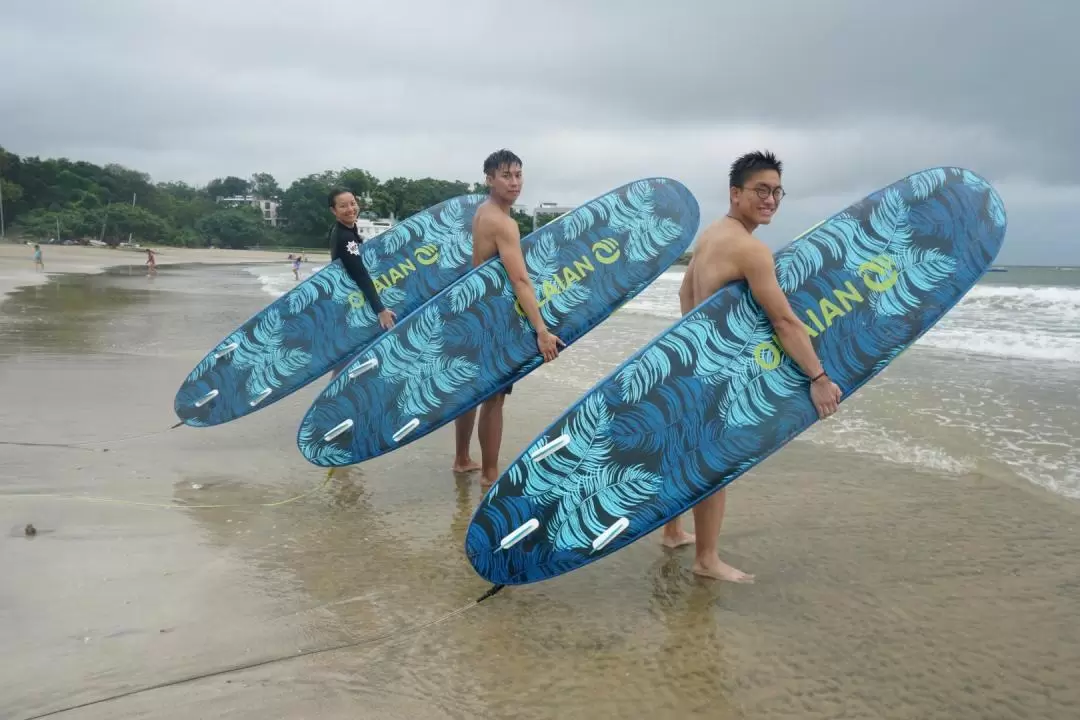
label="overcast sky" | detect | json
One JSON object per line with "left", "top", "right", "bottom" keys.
{"left": 2, "top": 0, "right": 1076, "bottom": 265}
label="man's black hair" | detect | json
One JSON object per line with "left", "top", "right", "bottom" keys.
{"left": 483, "top": 149, "right": 523, "bottom": 177}
{"left": 327, "top": 186, "right": 353, "bottom": 208}
{"left": 729, "top": 150, "right": 782, "bottom": 188}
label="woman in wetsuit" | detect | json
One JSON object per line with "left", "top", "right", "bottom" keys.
{"left": 327, "top": 187, "right": 396, "bottom": 330}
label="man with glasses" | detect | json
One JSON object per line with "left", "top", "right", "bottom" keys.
{"left": 660, "top": 150, "right": 843, "bottom": 582}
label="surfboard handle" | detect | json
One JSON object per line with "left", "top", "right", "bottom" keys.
{"left": 392, "top": 418, "right": 420, "bottom": 443}
{"left": 322, "top": 419, "right": 354, "bottom": 442}
{"left": 529, "top": 434, "right": 571, "bottom": 462}
{"left": 498, "top": 518, "right": 540, "bottom": 551}
{"left": 193, "top": 389, "right": 219, "bottom": 408}
{"left": 347, "top": 357, "right": 379, "bottom": 379}
{"left": 249, "top": 388, "right": 273, "bottom": 407}
{"left": 592, "top": 517, "right": 630, "bottom": 552}
{"left": 213, "top": 342, "right": 239, "bottom": 360}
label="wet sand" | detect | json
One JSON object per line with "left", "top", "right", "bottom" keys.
{"left": 2, "top": 264, "right": 1079, "bottom": 719}
{"left": 0, "top": 243, "right": 322, "bottom": 301}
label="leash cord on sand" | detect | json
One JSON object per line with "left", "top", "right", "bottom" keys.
{"left": 2, "top": 427, "right": 330, "bottom": 511}
{"left": 2, "top": 468, "right": 335, "bottom": 510}
{"left": 18, "top": 584, "right": 506, "bottom": 720}
{"left": 0, "top": 421, "right": 185, "bottom": 451}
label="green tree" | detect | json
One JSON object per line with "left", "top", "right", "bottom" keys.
{"left": 376, "top": 176, "right": 473, "bottom": 219}
{"left": 280, "top": 171, "right": 337, "bottom": 247}
{"left": 251, "top": 172, "right": 282, "bottom": 199}
{"left": 511, "top": 208, "right": 532, "bottom": 238}
{"left": 206, "top": 176, "right": 251, "bottom": 200}
{"left": 0, "top": 145, "right": 503, "bottom": 251}
{"left": 337, "top": 168, "right": 378, "bottom": 201}
{"left": 195, "top": 206, "right": 270, "bottom": 249}
{"left": 93, "top": 203, "right": 171, "bottom": 244}
{"left": 1, "top": 178, "right": 23, "bottom": 220}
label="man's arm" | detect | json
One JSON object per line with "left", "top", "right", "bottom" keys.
{"left": 492, "top": 213, "right": 564, "bottom": 362}
{"left": 678, "top": 252, "right": 698, "bottom": 316}
{"left": 492, "top": 215, "right": 549, "bottom": 337}
{"left": 738, "top": 241, "right": 825, "bottom": 380}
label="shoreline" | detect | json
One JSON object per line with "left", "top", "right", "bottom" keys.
{"left": 0, "top": 243, "right": 325, "bottom": 304}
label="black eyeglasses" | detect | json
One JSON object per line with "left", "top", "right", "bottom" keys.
{"left": 743, "top": 185, "right": 786, "bottom": 201}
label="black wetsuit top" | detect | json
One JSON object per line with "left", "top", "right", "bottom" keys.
{"left": 328, "top": 221, "right": 385, "bottom": 314}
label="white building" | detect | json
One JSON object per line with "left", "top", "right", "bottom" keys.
{"left": 355, "top": 217, "right": 394, "bottom": 241}
{"left": 218, "top": 195, "right": 282, "bottom": 227}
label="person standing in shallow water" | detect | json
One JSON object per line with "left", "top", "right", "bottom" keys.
{"left": 327, "top": 188, "right": 396, "bottom": 379}
{"left": 32, "top": 244, "right": 43, "bottom": 271}
{"left": 661, "top": 150, "right": 843, "bottom": 583}
{"left": 452, "top": 149, "right": 564, "bottom": 484}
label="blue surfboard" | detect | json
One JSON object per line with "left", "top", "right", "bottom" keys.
{"left": 296, "top": 177, "right": 701, "bottom": 467}
{"left": 174, "top": 194, "right": 486, "bottom": 427}
{"left": 465, "top": 167, "right": 1007, "bottom": 585}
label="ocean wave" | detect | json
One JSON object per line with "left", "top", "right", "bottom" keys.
{"left": 623, "top": 274, "right": 1080, "bottom": 364}
{"left": 244, "top": 264, "right": 324, "bottom": 299}
{"left": 801, "top": 416, "right": 977, "bottom": 476}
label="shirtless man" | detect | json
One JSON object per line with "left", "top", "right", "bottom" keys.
{"left": 661, "top": 150, "right": 843, "bottom": 583}
{"left": 452, "top": 149, "right": 564, "bottom": 485}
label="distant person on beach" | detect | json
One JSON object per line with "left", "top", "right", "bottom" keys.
{"left": 145, "top": 248, "right": 157, "bottom": 276}
{"left": 327, "top": 187, "right": 396, "bottom": 379}
{"left": 292, "top": 255, "right": 302, "bottom": 281}
{"left": 452, "top": 149, "right": 564, "bottom": 484}
{"left": 661, "top": 150, "right": 843, "bottom": 583}
{"left": 33, "top": 244, "right": 43, "bottom": 271}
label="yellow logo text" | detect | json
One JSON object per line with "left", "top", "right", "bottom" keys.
{"left": 346, "top": 243, "right": 441, "bottom": 309}
{"left": 752, "top": 254, "right": 899, "bottom": 370}
{"left": 514, "top": 238, "right": 621, "bottom": 316}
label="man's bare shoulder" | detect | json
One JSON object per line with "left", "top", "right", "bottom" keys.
{"left": 474, "top": 202, "right": 517, "bottom": 235}
{"left": 695, "top": 218, "right": 758, "bottom": 260}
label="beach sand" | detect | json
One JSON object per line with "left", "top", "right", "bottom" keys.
{"left": 2, "top": 258, "right": 1079, "bottom": 719}
{"left": 0, "top": 242, "right": 323, "bottom": 301}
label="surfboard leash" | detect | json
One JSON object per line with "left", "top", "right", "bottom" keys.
{"left": 0, "top": 421, "right": 185, "bottom": 452}
{"left": 2, "top": 467, "right": 337, "bottom": 511}
{"left": 17, "top": 582, "right": 507, "bottom": 720}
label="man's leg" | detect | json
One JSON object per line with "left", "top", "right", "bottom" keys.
{"left": 477, "top": 392, "right": 507, "bottom": 487}
{"left": 661, "top": 515, "right": 695, "bottom": 549}
{"left": 453, "top": 409, "right": 481, "bottom": 473}
{"left": 691, "top": 488, "right": 754, "bottom": 583}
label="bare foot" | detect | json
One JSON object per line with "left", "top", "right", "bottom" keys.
{"left": 692, "top": 557, "right": 755, "bottom": 583}
{"left": 661, "top": 529, "right": 696, "bottom": 549}
{"left": 478, "top": 469, "right": 498, "bottom": 491}
{"left": 452, "top": 459, "right": 481, "bottom": 473}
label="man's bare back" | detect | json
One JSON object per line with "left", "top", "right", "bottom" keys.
{"left": 683, "top": 217, "right": 755, "bottom": 305}
{"left": 471, "top": 200, "right": 514, "bottom": 268}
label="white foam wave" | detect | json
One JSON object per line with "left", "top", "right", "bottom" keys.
{"left": 624, "top": 272, "right": 1080, "bottom": 365}
{"left": 916, "top": 328, "right": 1080, "bottom": 363}
{"left": 954, "top": 284, "right": 1080, "bottom": 314}
{"left": 917, "top": 284, "right": 1080, "bottom": 363}
{"left": 244, "top": 264, "right": 325, "bottom": 299}
{"left": 802, "top": 416, "right": 978, "bottom": 476}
